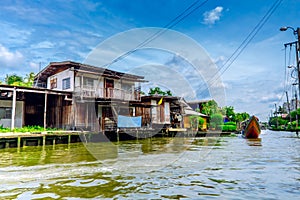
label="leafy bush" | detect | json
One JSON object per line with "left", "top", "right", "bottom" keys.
{"left": 198, "top": 117, "right": 205, "bottom": 127}
{"left": 210, "top": 113, "right": 223, "bottom": 130}
{"left": 0, "top": 125, "right": 11, "bottom": 133}
{"left": 224, "top": 121, "right": 236, "bottom": 126}
{"left": 210, "top": 122, "right": 216, "bottom": 129}
{"left": 13, "top": 125, "right": 45, "bottom": 133}
{"left": 0, "top": 125, "right": 60, "bottom": 133}
{"left": 221, "top": 124, "right": 237, "bottom": 132}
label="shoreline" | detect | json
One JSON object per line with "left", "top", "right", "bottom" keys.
{"left": 0, "top": 130, "right": 235, "bottom": 150}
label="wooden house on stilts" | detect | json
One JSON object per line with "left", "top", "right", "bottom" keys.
{"left": 33, "top": 61, "right": 145, "bottom": 132}
{"left": 0, "top": 61, "right": 208, "bottom": 140}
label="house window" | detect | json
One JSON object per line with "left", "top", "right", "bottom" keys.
{"left": 0, "top": 107, "right": 12, "bottom": 119}
{"left": 62, "top": 77, "right": 71, "bottom": 90}
{"left": 50, "top": 77, "right": 57, "bottom": 89}
{"left": 121, "top": 83, "right": 132, "bottom": 91}
{"left": 84, "top": 77, "right": 94, "bottom": 87}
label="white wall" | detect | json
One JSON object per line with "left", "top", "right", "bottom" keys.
{"left": 0, "top": 100, "right": 23, "bottom": 128}
{"left": 164, "top": 102, "right": 170, "bottom": 124}
{"left": 47, "top": 69, "right": 74, "bottom": 91}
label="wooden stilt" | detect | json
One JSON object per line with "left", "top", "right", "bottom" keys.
{"left": 17, "top": 137, "right": 21, "bottom": 150}
{"left": 22, "top": 139, "right": 26, "bottom": 147}
{"left": 117, "top": 131, "right": 120, "bottom": 143}
{"left": 42, "top": 135, "right": 46, "bottom": 146}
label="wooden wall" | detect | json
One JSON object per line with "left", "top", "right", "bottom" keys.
{"left": 47, "top": 94, "right": 72, "bottom": 129}
{"left": 24, "top": 93, "right": 44, "bottom": 127}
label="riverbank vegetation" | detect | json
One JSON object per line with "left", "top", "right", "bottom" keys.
{"left": 193, "top": 100, "right": 250, "bottom": 132}
{"left": 268, "top": 107, "right": 300, "bottom": 131}
{"left": 0, "top": 125, "right": 59, "bottom": 133}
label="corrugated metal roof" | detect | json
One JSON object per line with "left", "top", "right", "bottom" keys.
{"left": 34, "top": 61, "right": 146, "bottom": 83}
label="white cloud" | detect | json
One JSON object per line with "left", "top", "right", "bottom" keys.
{"left": 203, "top": 6, "right": 223, "bottom": 25}
{"left": 0, "top": 44, "right": 24, "bottom": 68}
{"left": 30, "top": 41, "right": 55, "bottom": 49}
{"left": 29, "top": 62, "right": 40, "bottom": 71}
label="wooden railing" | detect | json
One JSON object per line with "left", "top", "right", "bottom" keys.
{"left": 74, "top": 86, "right": 140, "bottom": 101}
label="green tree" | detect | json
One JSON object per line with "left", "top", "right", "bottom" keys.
{"left": 224, "top": 106, "right": 236, "bottom": 122}
{"left": 201, "top": 100, "right": 220, "bottom": 116}
{"left": 4, "top": 73, "right": 35, "bottom": 87}
{"left": 235, "top": 112, "right": 250, "bottom": 123}
{"left": 269, "top": 117, "right": 288, "bottom": 128}
{"left": 198, "top": 116, "right": 205, "bottom": 128}
{"left": 210, "top": 113, "right": 223, "bottom": 130}
{"left": 24, "top": 72, "right": 35, "bottom": 86}
{"left": 148, "top": 87, "right": 172, "bottom": 96}
{"left": 5, "top": 74, "right": 23, "bottom": 85}
{"left": 166, "top": 90, "right": 172, "bottom": 96}
{"left": 290, "top": 108, "right": 300, "bottom": 121}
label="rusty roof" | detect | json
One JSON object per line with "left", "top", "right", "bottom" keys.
{"left": 34, "top": 61, "right": 146, "bottom": 82}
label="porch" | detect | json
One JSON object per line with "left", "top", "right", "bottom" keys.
{"left": 74, "top": 86, "right": 141, "bottom": 101}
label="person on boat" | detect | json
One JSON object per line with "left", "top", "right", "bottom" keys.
{"left": 240, "top": 120, "right": 247, "bottom": 135}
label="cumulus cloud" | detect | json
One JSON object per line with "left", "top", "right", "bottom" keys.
{"left": 203, "top": 6, "right": 223, "bottom": 25}
{"left": 0, "top": 44, "right": 24, "bottom": 69}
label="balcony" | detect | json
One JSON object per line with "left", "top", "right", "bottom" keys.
{"left": 74, "top": 86, "right": 140, "bottom": 101}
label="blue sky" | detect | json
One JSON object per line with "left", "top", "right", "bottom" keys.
{"left": 0, "top": 0, "right": 299, "bottom": 121}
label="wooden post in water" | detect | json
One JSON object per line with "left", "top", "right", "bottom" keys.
{"left": 117, "top": 131, "right": 120, "bottom": 143}
{"left": 42, "top": 135, "right": 46, "bottom": 151}
{"left": 17, "top": 136, "right": 21, "bottom": 150}
{"left": 37, "top": 137, "right": 41, "bottom": 146}
{"left": 22, "top": 138, "right": 26, "bottom": 147}
{"left": 42, "top": 135, "right": 46, "bottom": 146}
{"left": 52, "top": 137, "right": 56, "bottom": 149}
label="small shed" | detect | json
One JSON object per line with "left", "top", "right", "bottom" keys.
{"left": 183, "top": 107, "right": 209, "bottom": 131}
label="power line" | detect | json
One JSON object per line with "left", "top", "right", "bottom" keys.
{"left": 198, "top": 0, "right": 283, "bottom": 95}
{"left": 101, "top": 0, "right": 210, "bottom": 68}
{"left": 276, "top": 43, "right": 297, "bottom": 111}
{"left": 219, "top": 0, "right": 283, "bottom": 76}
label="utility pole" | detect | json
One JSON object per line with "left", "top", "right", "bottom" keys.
{"left": 286, "top": 91, "right": 292, "bottom": 123}
{"left": 280, "top": 26, "right": 300, "bottom": 137}
{"left": 295, "top": 29, "right": 300, "bottom": 137}
{"left": 295, "top": 91, "right": 299, "bottom": 136}
{"left": 275, "top": 103, "right": 278, "bottom": 128}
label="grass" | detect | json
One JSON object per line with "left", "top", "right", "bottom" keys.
{"left": 0, "top": 125, "right": 60, "bottom": 133}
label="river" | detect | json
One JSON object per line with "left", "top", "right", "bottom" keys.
{"left": 0, "top": 130, "right": 299, "bottom": 199}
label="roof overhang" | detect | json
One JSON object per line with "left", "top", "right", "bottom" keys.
{"left": 34, "top": 61, "right": 146, "bottom": 83}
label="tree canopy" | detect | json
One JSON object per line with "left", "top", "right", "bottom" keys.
{"left": 148, "top": 87, "right": 172, "bottom": 96}
{"left": 2, "top": 73, "right": 35, "bottom": 87}
{"left": 199, "top": 100, "right": 250, "bottom": 124}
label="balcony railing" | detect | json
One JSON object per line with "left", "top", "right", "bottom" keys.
{"left": 74, "top": 86, "right": 140, "bottom": 101}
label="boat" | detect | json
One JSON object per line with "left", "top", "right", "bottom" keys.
{"left": 242, "top": 116, "right": 261, "bottom": 139}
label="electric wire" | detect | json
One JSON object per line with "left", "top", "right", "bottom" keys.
{"left": 197, "top": 0, "right": 283, "bottom": 95}
{"left": 88, "top": 0, "right": 283, "bottom": 118}
{"left": 275, "top": 42, "right": 296, "bottom": 115}
{"left": 100, "top": 0, "right": 210, "bottom": 68}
